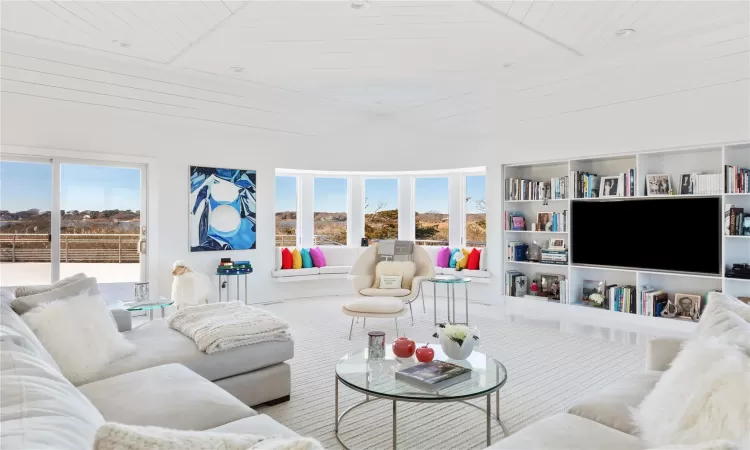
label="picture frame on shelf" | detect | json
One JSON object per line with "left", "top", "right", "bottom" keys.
{"left": 599, "top": 175, "right": 622, "bottom": 197}
{"left": 679, "top": 173, "right": 695, "bottom": 195}
{"left": 581, "top": 280, "right": 606, "bottom": 308}
{"left": 646, "top": 174, "right": 671, "bottom": 196}
{"left": 661, "top": 293, "right": 702, "bottom": 321}
{"left": 539, "top": 273, "right": 565, "bottom": 300}
{"left": 548, "top": 238, "right": 565, "bottom": 250}
{"left": 536, "top": 212, "right": 553, "bottom": 231}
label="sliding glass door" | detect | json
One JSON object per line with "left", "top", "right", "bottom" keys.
{"left": 0, "top": 159, "right": 53, "bottom": 286}
{"left": 0, "top": 157, "right": 147, "bottom": 288}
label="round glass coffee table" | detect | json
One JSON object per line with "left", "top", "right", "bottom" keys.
{"left": 124, "top": 299, "right": 174, "bottom": 320}
{"left": 335, "top": 344, "right": 508, "bottom": 449}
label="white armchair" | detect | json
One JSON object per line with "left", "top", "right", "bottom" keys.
{"left": 344, "top": 245, "right": 435, "bottom": 339}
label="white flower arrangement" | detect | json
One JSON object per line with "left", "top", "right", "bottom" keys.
{"left": 433, "top": 323, "right": 479, "bottom": 347}
{"left": 589, "top": 293, "right": 605, "bottom": 306}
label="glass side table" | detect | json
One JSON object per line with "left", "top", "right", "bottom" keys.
{"left": 428, "top": 275, "right": 471, "bottom": 325}
{"left": 124, "top": 298, "right": 174, "bottom": 320}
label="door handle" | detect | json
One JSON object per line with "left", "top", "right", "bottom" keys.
{"left": 138, "top": 239, "right": 147, "bottom": 255}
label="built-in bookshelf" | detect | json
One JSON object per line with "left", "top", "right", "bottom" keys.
{"left": 501, "top": 142, "right": 750, "bottom": 327}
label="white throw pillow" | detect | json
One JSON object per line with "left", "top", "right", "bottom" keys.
{"left": 380, "top": 275, "right": 403, "bottom": 289}
{"left": 22, "top": 294, "right": 135, "bottom": 385}
{"left": 93, "top": 422, "right": 324, "bottom": 450}
{"left": 14, "top": 273, "right": 87, "bottom": 298}
{"left": 373, "top": 261, "right": 416, "bottom": 289}
{"left": 11, "top": 276, "right": 100, "bottom": 314}
{"left": 633, "top": 338, "right": 750, "bottom": 448}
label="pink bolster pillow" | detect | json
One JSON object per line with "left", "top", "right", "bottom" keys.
{"left": 310, "top": 247, "right": 327, "bottom": 268}
{"left": 437, "top": 247, "right": 451, "bottom": 268}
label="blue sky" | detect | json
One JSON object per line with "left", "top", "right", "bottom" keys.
{"left": 275, "top": 175, "right": 486, "bottom": 214}
{"left": 0, "top": 162, "right": 141, "bottom": 212}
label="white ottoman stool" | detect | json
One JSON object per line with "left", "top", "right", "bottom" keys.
{"left": 342, "top": 297, "right": 407, "bottom": 340}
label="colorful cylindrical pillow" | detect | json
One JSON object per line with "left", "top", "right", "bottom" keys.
{"left": 310, "top": 247, "right": 327, "bottom": 268}
{"left": 437, "top": 247, "right": 451, "bottom": 268}
{"left": 467, "top": 248, "right": 481, "bottom": 270}
{"left": 291, "top": 249, "right": 303, "bottom": 269}
{"left": 300, "top": 248, "right": 313, "bottom": 268}
{"left": 457, "top": 248, "right": 471, "bottom": 269}
{"left": 281, "top": 248, "right": 293, "bottom": 269}
{"left": 448, "top": 248, "right": 462, "bottom": 268}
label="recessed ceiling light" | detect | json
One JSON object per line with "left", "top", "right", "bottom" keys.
{"left": 615, "top": 28, "right": 636, "bottom": 37}
{"left": 351, "top": 0, "right": 368, "bottom": 9}
{"left": 502, "top": 62, "right": 516, "bottom": 69}
{"left": 229, "top": 66, "right": 244, "bottom": 73}
{"left": 112, "top": 40, "right": 130, "bottom": 48}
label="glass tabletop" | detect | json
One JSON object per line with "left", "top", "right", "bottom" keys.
{"left": 336, "top": 344, "right": 507, "bottom": 401}
{"left": 429, "top": 275, "right": 471, "bottom": 284}
{"left": 124, "top": 300, "right": 174, "bottom": 311}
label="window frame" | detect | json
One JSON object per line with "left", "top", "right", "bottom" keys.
{"left": 363, "top": 176, "right": 401, "bottom": 242}
{"left": 312, "top": 175, "right": 349, "bottom": 246}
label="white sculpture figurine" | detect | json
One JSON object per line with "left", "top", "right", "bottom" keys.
{"left": 171, "top": 260, "right": 211, "bottom": 309}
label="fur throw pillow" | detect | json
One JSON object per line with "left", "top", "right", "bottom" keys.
{"left": 94, "top": 422, "right": 324, "bottom": 450}
{"left": 373, "top": 261, "right": 416, "bottom": 289}
{"left": 22, "top": 294, "right": 135, "bottom": 385}
{"left": 14, "top": 273, "right": 87, "bottom": 298}
{"left": 633, "top": 338, "right": 750, "bottom": 448}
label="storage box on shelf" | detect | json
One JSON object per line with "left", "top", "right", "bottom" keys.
{"left": 501, "top": 142, "right": 750, "bottom": 326}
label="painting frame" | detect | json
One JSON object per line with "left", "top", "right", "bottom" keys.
{"left": 646, "top": 174, "right": 671, "bottom": 196}
{"left": 189, "top": 165, "right": 257, "bottom": 252}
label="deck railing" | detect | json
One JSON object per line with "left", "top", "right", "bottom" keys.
{"left": 0, "top": 233, "right": 140, "bottom": 263}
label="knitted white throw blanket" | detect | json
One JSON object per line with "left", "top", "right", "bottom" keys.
{"left": 168, "top": 302, "right": 291, "bottom": 354}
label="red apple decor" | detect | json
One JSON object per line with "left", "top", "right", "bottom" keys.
{"left": 415, "top": 345, "right": 435, "bottom": 363}
{"left": 392, "top": 337, "right": 416, "bottom": 358}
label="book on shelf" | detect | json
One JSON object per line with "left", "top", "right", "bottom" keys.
{"left": 506, "top": 241, "right": 528, "bottom": 261}
{"left": 535, "top": 211, "right": 567, "bottom": 232}
{"left": 540, "top": 249, "right": 568, "bottom": 264}
{"left": 505, "top": 176, "right": 569, "bottom": 201}
{"left": 505, "top": 211, "right": 526, "bottom": 230}
{"left": 725, "top": 165, "right": 750, "bottom": 194}
{"left": 505, "top": 270, "right": 523, "bottom": 296}
{"left": 606, "top": 285, "right": 637, "bottom": 313}
{"left": 725, "top": 204, "right": 747, "bottom": 235}
{"left": 680, "top": 173, "right": 722, "bottom": 195}
{"left": 395, "top": 360, "right": 472, "bottom": 391}
{"left": 570, "top": 171, "right": 600, "bottom": 198}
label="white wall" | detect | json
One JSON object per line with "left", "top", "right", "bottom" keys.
{"left": 2, "top": 41, "right": 748, "bottom": 304}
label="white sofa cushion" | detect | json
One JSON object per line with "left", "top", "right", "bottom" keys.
{"left": 359, "top": 288, "right": 411, "bottom": 297}
{"left": 78, "top": 363, "right": 255, "bottom": 431}
{"left": 272, "top": 268, "right": 320, "bottom": 278}
{"left": 345, "top": 297, "right": 405, "bottom": 314}
{"left": 1, "top": 339, "right": 105, "bottom": 450}
{"left": 11, "top": 276, "right": 99, "bottom": 314}
{"left": 14, "top": 273, "right": 87, "bottom": 298}
{"left": 88, "top": 319, "right": 294, "bottom": 383}
{"left": 568, "top": 371, "right": 661, "bottom": 436}
{"left": 209, "top": 415, "right": 298, "bottom": 438}
{"left": 633, "top": 338, "right": 750, "bottom": 448}
{"left": 441, "top": 268, "right": 490, "bottom": 278}
{"left": 487, "top": 413, "right": 643, "bottom": 450}
{"left": 320, "top": 246, "right": 360, "bottom": 267}
{"left": 319, "top": 266, "right": 350, "bottom": 275}
{"left": 21, "top": 294, "right": 135, "bottom": 385}
{"left": 1, "top": 303, "right": 60, "bottom": 371}
{"left": 697, "top": 292, "right": 750, "bottom": 349}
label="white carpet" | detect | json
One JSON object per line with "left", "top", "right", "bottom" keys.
{"left": 257, "top": 297, "right": 645, "bottom": 450}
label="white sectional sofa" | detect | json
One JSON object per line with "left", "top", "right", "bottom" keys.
{"left": 422, "top": 246, "right": 491, "bottom": 283}
{"left": 271, "top": 246, "right": 367, "bottom": 281}
{"left": 0, "top": 300, "right": 298, "bottom": 449}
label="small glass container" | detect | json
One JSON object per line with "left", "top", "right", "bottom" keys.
{"left": 134, "top": 282, "right": 149, "bottom": 304}
{"left": 368, "top": 331, "right": 385, "bottom": 360}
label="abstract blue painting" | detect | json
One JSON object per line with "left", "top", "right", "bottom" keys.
{"left": 189, "top": 166, "right": 256, "bottom": 251}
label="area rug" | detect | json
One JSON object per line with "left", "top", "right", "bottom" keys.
{"left": 258, "top": 297, "right": 645, "bottom": 449}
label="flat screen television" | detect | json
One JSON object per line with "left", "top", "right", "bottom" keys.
{"left": 571, "top": 197, "right": 721, "bottom": 275}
